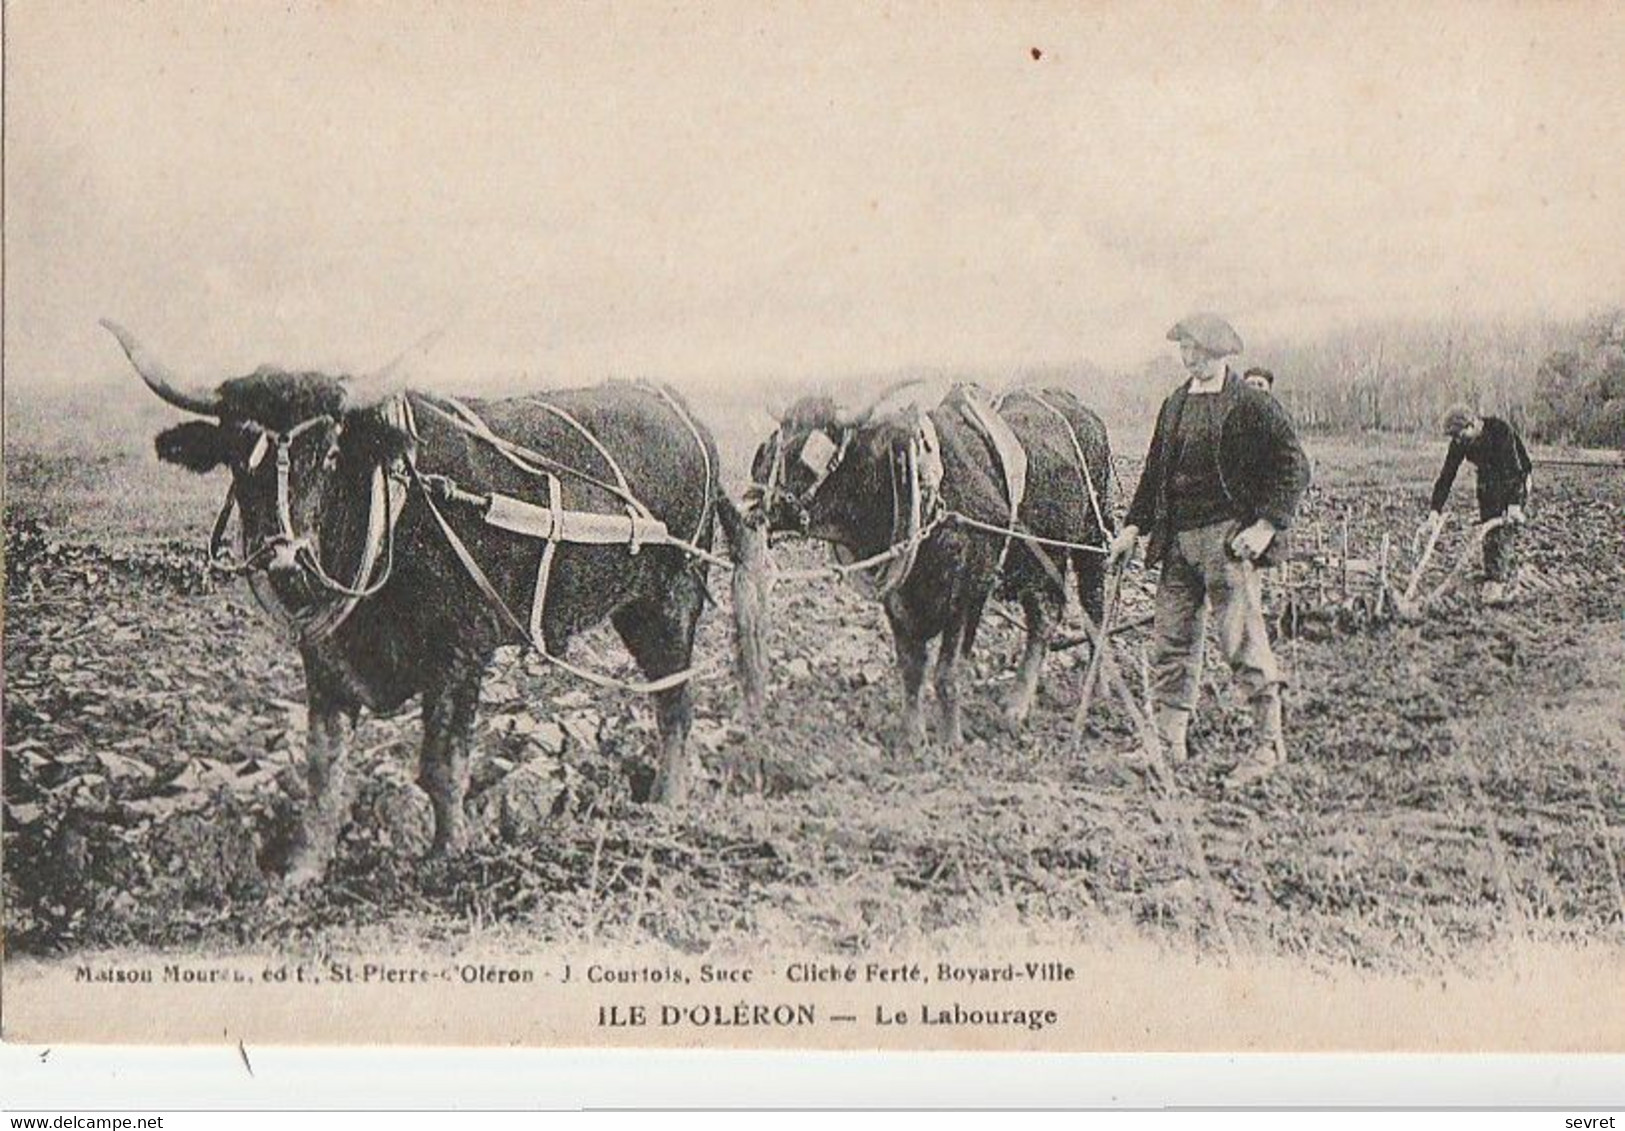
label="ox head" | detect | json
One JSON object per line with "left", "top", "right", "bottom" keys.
{"left": 746, "top": 380, "right": 935, "bottom": 536}
{"left": 103, "top": 320, "right": 414, "bottom": 604}
{"left": 746, "top": 395, "right": 857, "bottom": 536}
{"left": 800, "top": 404, "right": 943, "bottom": 553}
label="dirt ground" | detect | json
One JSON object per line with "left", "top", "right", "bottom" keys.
{"left": 5, "top": 390, "right": 1624, "bottom": 976}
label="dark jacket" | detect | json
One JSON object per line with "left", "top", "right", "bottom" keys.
{"left": 1126, "top": 372, "right": 1311, "bottom": 568}
{"left": 1430, "top": 416, "right": 1532, "bottom": 518}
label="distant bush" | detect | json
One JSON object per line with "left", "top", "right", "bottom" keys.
{"left": 1529, "top": 311, "right": 1625, "bottom": 449}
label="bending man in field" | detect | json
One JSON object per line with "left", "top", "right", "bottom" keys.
{"left": 1418, "top": 405, "right": 1532, "bottom": 607}
{"left": 1107, "top": 313, "right": 1311, "bottom": 788}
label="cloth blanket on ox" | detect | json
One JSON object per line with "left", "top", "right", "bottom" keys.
{"left": 949, "top": 384, "right": 1029, "bottom": 530}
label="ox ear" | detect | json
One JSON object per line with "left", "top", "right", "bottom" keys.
{"left": 748, "top": 438, "right": 776, "bottom": 484}
{"left": 886, "top": 403, "right": 925, "bottom": 444}
{"left": 155, "top": 421, "right": 232, "bottom": 473}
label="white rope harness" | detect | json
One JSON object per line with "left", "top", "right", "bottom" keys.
{"left": 1016, "top": 389, "right": 1112, "bottom": 546}
{"left": 762, "top": 396, "right": 1117, "bottom": 598}
{"left": 208, "top": 413, "right": 407, "bottom": 646}
{"left": 411, "top": 387, "right": 727, "bottom": 694}
{"left": 838, "top": 414, "right": 940, "bottom": 599}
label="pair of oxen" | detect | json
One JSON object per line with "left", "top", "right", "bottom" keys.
{"left": 106, "top": 322, "right": 1111, "bottom": 882}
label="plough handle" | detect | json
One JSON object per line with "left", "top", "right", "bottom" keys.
{"left": 1073, "top": 561, "right": 1125, "bottom": 733}
{"left": 1402, "top": 519, "right": 1445, "bottom": 602}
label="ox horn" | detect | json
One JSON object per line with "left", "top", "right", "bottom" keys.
{"left": 834, "top": 377, "right": 927, "bottom": 427}
{"left": 343, "top": 316, "right": 460, "bottom": 408}
{"left": 362, "top": 323, "right": 449, "bottom": 388}
{"left": 100, "top": 320, "right": 221, "bottom": 416}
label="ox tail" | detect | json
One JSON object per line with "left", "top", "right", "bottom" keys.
{"left": 714, "top": 489, "right": 771, "bottom": 720}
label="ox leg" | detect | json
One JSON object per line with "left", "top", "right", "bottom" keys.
{"left": 286, "top": 683, "right": 359, "bottom": 886}
{"left": 934, "top": 602, "right": 977, "bottom": 750}
{"left": 647, "top": 683, "right": 695, "bottom": 805}
{"left": 933, "top": 573, "right": 993, "bottom": 748}
{"left": 960, "top": 592, "right": 989, "bottom": 659}
{"left": 1001, "top": 581, "right": 1066, "bottom": 734}
{"left": 612, "top": 580, "right": 704, "bottom": 805}
{"left": 885, "top": 606, "right": 931, "bottom": 754}
{"left": 1074, "top": 547, "right": 1108, "bottom": 626}
{"left": 1004, "top": 587, "right": 1060, "bottom": 732}
{"left": 418, "top": 657, "right": 485, "bottom": 856}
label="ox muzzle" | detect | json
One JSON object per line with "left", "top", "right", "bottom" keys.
{"left": 210, "top": 414, "right": 337, "bottom": 576}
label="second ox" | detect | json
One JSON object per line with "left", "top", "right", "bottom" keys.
{"left": 749, "top": 383, "right": 1114, "bottom": 748}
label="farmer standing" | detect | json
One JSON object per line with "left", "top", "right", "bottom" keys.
{"left": 1107, "top": 314, "right": 1311, "bottom": 788}
{"left": 1418, "top": 405, "right": 1532, "bottom": 606}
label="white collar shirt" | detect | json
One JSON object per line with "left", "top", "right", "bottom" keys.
{"left": 1187, "top": 364, "right": 1230, "bottom": 396}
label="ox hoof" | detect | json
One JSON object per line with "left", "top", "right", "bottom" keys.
{"left": 283, "top": 855, "right": 330, "bottom": 889}
{"left": 1000, "top": 703, "right": 1030, "bottom": 735}
{"left": 427, "top": 822, "right": 472, "bottom": 857}
{"left": 650, "top": 773, "right": 690, "bottom": 807}
{"left": 893, "top": 723, "right": 929, "bottom": 758}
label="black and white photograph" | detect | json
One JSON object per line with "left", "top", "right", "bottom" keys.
{"left": 4, "top": 0, "right": 1624, "bottom": 1057}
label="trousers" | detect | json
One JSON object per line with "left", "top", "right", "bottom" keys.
{"left": 1483, "top": 521, "right": 1518, "bottom": 582}
{"left": 1151, "top": 519, "right": 1283, "bottom": 712}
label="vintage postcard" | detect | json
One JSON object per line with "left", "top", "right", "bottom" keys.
{"left": 4, "top": 0, "right": 1624, "bottom": 1054}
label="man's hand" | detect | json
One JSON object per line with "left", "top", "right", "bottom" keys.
{"left": 1413, "top": 510, "right": 1445, "bottom": 553}
{"left": 1505, "top": 504, "right": 1526, "bottom": 525}
{"left": 1228, "top": 519, "right": 1277, "bottom": 563}
{"left": 1107, "top": 525, "right": 1140, "bottom": 568}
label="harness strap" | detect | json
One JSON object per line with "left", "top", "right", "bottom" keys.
{"left": 219, "top": 463, "right": 400, "bottom": 644}
{"left": 947, "top": 512, "right": 1109, "bottom": 554}
{"left": 418, "top": 394, "right": 639, "bottom": 511}
{"left": 530, "top": 473, "right": 564, "bottom": 647}
{"left": 784, "top": 514, "right": 947, "bottom": 584}
{"left": 524, "top": 397, "right": 651, "bottom": 519}
{"left": 650, "top": 384, "right": 714, "bottom": 548}
{"left": 956, "top": 389, "right": 1025, "bottom": 577}
{"left": 895, "top": 426, "right": 929, "bottom": 594}
{"left": 209, "top": 484, "right": 243, "bottom": 565}
{"left": 292, "top": 467, "right": 401, "bottom": 600}
{"left": 409, "top": 463, "right": 707, "bottom": 695}
{"left": 762, "top": 425, "right": 785, "bottom": 502}
{"left": 1028, "top": 391, "right": 1110, "bottom": 545}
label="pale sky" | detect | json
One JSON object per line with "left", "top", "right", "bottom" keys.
{"left": 7, "top": 0, "right": 1625, "bottom": 396}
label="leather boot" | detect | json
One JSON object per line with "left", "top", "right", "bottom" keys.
{"left": 1225, "top": 689, "right": 1285, "bottom": 789}
{"left": 1154, "top": 706, "right": 1190, "bottom": 763}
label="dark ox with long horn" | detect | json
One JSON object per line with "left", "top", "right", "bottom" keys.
{"left": 105, "top": 320, "right": 764, "bottom": 884}
{"left": 749, "top": 384, "right": 1114, "bottom": 748}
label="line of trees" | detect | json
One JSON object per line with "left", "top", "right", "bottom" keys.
{"left": 1242, "top": 317, "right": 1571, "bottom": 438}
{"left": 1095, "top": 309, "right": 1625, "bottom": 449}
{"left": 1527, "top": 311, "right": 1625, "bottom": 449}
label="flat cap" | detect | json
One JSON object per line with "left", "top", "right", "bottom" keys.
{"left": 1166, "top": 312, "right": 1243, "bottom": 358}
{"left": 1439, "top": 404, "right": 1477, "bottom": 436}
